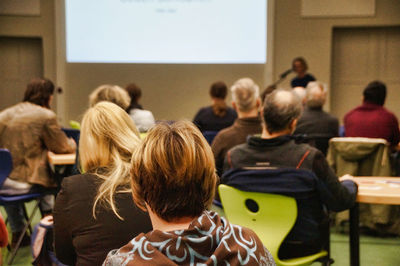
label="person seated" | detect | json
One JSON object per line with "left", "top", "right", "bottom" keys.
{"left": 0, "top": 78, "right": 76, "bottom": 248}
{"left": 212, "top": 78, "right": 262, "bottom": 176}
{"left": 294, "top": 81, "right": 339, "bottom": 155}
{"left": 0, "top": 213, "right": 8, "bottom": 265}
{"left": 291, "top": 57, "right": 316, "bottom": 88}
{"left": 222, "top": 89, "right": 357, "bottom": 259}
{"left": 89, "top": 84, "right": 131, "bottom": 110}
{"left": 193, "top": 81, "right": 237, "bottom": 132}
{"left": 344, "top": 80, "right": 400, "bottom": 147}
{"left": 125, "top": 83, "right": 156, "bottom": 133}
{"left": 103, "top": 121, "right": 275, "bottom": 265}
{"left": 53, "top": 102, "right": 152, "bottom": 266}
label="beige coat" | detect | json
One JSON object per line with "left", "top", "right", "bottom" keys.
{"left": 0, "top": 102, "right": 75, "bottom": 187}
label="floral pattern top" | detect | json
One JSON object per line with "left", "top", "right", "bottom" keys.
{"left": 103, "top": 211, "right": 275, "bottom": 265}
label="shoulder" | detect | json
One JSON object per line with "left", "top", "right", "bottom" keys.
{"left": 60, "top": 173, "right": 98, "bottom": 194}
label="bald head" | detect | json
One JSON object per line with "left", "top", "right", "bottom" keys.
{"left": 263, "top": 89, "right": 303, "bottom": 134}
{"left": 306, "top": 81, "right": 326, "bottom": 108}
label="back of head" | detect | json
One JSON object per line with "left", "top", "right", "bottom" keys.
{"left": 293, "top": 87, "right": 307, "bottom": 103}
{"left": 363, "top": 80, "right": 386, "bottom": 106}
{"left": 231, "top": 78, "right": 260, "bottom": 112}
{"left": 305, "top": 81, "right": 326, "bottom": 108}
{"left": 80, "top": 101, "right": 140, "bottom": 219}
{"left": 130, "top": 121, "right": 217, "bottom": 222}
{"left": 23, "top": 78, "right": 55, "bottom": 109}
{"left": 125, "top": 83, "right": 142, "bottom": 107}
{"left": 89, "top": 84, "right": 130, "bottom": 110}
{"left": 263, "top": 89, "right": 303, "bottom": 134}
{"left": 210, "top": 81, "right": 228, "bottom": 117}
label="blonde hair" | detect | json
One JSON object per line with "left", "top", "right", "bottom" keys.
{"left": 89, "top": 84, "right": 130, "bottom": 110}
{"left": 130, "top": 121, "right": 217, "bottom": 222}
{"left": 79, "top": 102, "right": 141, "bottom": 219}
{"left": 231, "top": 78, "right": 260, "bottom": 112}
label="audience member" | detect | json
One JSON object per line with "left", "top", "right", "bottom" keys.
{"left": 53, "top": 102, "right": 152, "bottom": 266}
{"left": 344, "top": 81, "right": 400, "bottom": 147}
{"left": 103, "top": 121, "right": 275, "bottom": 265}
{"left": 292, "top": 86, "right": 307, "bottom": 105}
{"left": 0, "top": 78, "right": 76, "bottom": 248}
{"left": 212, "top": 78, "right": 262, "bottom": 175}
{"left": 125, "top": 83, "right": 156, "bottom": 132}
{"left": 193, "top": 81, "right": 237, "bottom": 132}
{"left": 294, "top": 81, "right": 339, "bottom": 155}
{"left": 291, "top": 57, "right": 316, "bottom": 88}
{"left": 89, "top": 84, "right": 130, "bottom": 109}
{"left": 221, "top": 89, "right": 357, "bottom": 259}
{"left": 0, "top": 213, "right": 8, "bottom": 265}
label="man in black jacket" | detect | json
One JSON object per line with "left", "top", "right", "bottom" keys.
{"left": 222, "top": 89, "right": 357, "bottom": 259}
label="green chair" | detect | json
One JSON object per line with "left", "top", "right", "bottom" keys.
{"left": 218, "top": 184, "right": 329, "bottom": 266}
{"left": 69, "top": 120, "right": 81, "bottom": 130}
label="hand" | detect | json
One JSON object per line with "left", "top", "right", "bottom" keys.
{"left": 339, "top": 174, "right": 354, "bottom": 181}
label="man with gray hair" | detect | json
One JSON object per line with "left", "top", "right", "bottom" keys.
{"left": 212, "top": 77, "right": 262, "bottom": 176}
{"left": 293, "top": 81, "right": 339, "bottom": 155}
{"left": 221, "top": 89, "right": 357, "bottom": 259}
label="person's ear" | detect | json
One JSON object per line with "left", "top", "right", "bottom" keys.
{"left": 290, "top": 119, "right": 298, "bottom": 132}
{"left": 232, "top": 101, "right": 238, "bottom": 111}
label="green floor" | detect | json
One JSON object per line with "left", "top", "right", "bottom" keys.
{"left": 1, "top": 203, "right": 400, "bottom": 265}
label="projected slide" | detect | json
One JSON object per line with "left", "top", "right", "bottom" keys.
{"left": 65, "top": 0, "right": 267, "bottom": 64}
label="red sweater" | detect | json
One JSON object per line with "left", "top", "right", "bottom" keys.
{"left": 344, "top": 102, "right": 400, "bottom": 146}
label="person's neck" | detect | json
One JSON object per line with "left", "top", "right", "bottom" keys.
{"left": 297, "top": 72, "right": 306, "bottom": 78}
{"left": 261, "top": 128, "right": 291, "bottom": 139}
{"left": 212, "top": 98, "right": 225, "bottom": 105}
{"left": 147, "top": 207, "right": 196, "bottom": 232}
{"left": 237, "top": 109, "right": 259, "bottom": 119}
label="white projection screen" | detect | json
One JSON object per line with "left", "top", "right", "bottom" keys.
{"left": 65, "top": 0, "right": 267, "bottom": 64}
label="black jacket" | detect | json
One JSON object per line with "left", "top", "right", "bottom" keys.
{"left": 221, "top": 135, "right": 357, "bottom": 245}
{"left": 53, "top": 173, "right": 152, "bottom": 266}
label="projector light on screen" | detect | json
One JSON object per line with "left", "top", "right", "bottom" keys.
{"left": 65, "top": 0, "right": 267, "bottom": 64}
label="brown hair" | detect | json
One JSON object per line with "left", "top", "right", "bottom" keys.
{"left": 23, "top": 78, "right": 55, "bottom": 108}
{"left": 292, "top": 57, "right": 308, "bottom": 72}
{"left": 125, "top": 83, "right": 142, "bottom": 110}
{"left": 130, "top": 121, "right": 217, "bottom": 222}
{"left": 209, "top": 81, "right": 228, "bottom": 117}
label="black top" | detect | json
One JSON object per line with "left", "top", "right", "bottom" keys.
{"left": 291, "top": 74, "right": 316, "bottom": 88}
{"left": 294, "top": 107, "right": 339, "bottom": 155}
{"left": 193, "top": 106, "right": 237, "bottom": 132}
{"left": 53, "top": 173, "right": 152, "bottom": 266}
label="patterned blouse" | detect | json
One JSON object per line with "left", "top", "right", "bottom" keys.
{"left": 103, "top": 211, "right": 275, "bottom": 265}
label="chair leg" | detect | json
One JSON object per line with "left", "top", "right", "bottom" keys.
{"left": 22, "top": 204, "right": 33, "bottom": 234}
{"left": 7, "top": 199, "right": 40, "bottom": 265}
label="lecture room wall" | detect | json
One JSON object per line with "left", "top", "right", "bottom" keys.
{"left": 0, "top": 0, "right": 399, "bottom": 125}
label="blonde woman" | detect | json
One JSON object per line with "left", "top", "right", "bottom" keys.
{"left": 104, "top": 121, "right": 275, "bottom": 265}
{"left": 53, "top": 102, "right": 152, "bottom": 266}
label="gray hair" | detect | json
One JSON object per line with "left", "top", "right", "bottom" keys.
{"left": 306, "top": 81, "right": 326, "bottom": 108}
{"left": 231, "top": 78, "right": 260, "bottom": 112}
{"left": 263, "top": 89, "right": 303, "bottom": 133}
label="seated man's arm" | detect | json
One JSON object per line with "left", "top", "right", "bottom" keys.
{"left": 42, "top": 115, "right": 76, "bottom": 154}
{"left": 313, "top": 151, "right": 358, "bottom": 212}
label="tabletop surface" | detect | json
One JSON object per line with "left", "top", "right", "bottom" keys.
{"left": 354, "top": 176, "right": 400, "bottom": 205}
{"left": 47, "top": 151, "right": 76, "bottom": 165}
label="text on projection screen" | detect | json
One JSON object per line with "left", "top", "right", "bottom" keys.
{"left": 65, "top": 0, "right": 267, "bottom": 64}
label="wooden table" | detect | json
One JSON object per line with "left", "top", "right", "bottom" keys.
{"left": 350, "top": 177, "right": 400, "bottom": 266}
{"left": 47, "top": 151, "right": 76, "bottom": 165}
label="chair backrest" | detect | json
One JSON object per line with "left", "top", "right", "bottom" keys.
{"left": 62, "top": 128, "right": 80, "bottom": 146}
{"left": 202, "top": 131, "right": 219, "bottom": 145}
{"left": 218, "top": 184, "right": 297, "bottom": 262}
{"left": 0, "top": 149, "right": 13, "bottom": 188}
